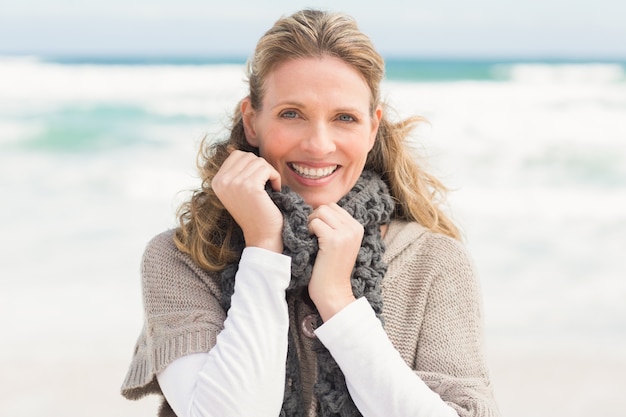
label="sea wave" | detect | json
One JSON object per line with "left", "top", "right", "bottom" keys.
{"left": 495, "top": 63, "right": 625, "bottom": 84}
{"left": 0, "top": 56, "right": 247, "bottom": 104}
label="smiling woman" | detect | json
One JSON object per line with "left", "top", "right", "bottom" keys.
{"left": 120, "top": 9, "right": 500, "bottom": 417}
{"left": 240, "top": 56, "right": 380, "bottom": 209}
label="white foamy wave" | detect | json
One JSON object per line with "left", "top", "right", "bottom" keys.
{"left": 498, "top": 63, "right": 625, "bottom": 84}
{"left": 0, "top": 58, "right": 247, "bottom": 112}
{"left": 383, "top": 78, "right": 626, "bottom": 189}
{"left": 451, "top": 186, "right": 626, "bottom": 219}
{"left": 0, "top": 55, "right": 42, "bottom": 64}
{"left": 0, "top": 121, "right": 44, "bottom": 144}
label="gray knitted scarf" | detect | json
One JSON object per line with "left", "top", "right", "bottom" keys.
{"left": 220, "top": 170, "right": 394, "bottom": 417}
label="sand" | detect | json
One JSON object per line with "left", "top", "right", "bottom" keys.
{"left": 488, "top": 340, "right": 626, "bottom": 417}
{"left": 1, "top": 337, "right": 624, "bottom": 416}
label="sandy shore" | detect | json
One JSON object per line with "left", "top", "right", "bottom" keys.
{"left": 487, "top": 340, "right": 626, "bottom": 417}
{"left": 1, "top": 338, "right": 624, "bottom": 417}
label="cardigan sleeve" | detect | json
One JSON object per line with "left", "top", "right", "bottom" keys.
{"left": 156, "top": 246, "right": 291, "bottom": 417}
{"left": 121, "top": 230, "right": 230, "bottom": 400}
{"left": 121, "top": 230, "right": 292, "bottom": 416}
{"left": 413, "top": 233, "right": 500, "bottom": 417}
{"left": 315, "top": 224, "right": 499, "bottom": 417}
{"left": 380, "top": 222, "right": 500, "bottom": 417}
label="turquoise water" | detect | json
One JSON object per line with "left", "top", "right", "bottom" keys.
{"left": 35, "top": 54, "right": 626, "bottom": 81}
{"left": 11, "top": 104, "right": 209, "bottom": 152}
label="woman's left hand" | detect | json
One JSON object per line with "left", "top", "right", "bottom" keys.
{"left": 307, "top": 203, "right": 362, "bottom": 321}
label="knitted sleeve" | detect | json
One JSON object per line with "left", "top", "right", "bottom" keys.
{"left": 121, "top": 230, "right": 227, "bottom": 400}
{"left": 413, "top": 233, "right": 500, "bottom": 417}
{"left": 156, "top": 246, "right": 291, "bottom": 417}
{"left": 381, "top": 222, "right": 499, "bottom": 417}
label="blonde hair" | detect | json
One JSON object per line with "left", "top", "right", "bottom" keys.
{"left": 175, "top": 9, "right": 460, "bottom": 271}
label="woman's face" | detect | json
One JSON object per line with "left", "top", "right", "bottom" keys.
{"left": 242, "top": 56, "right": 381, "bottom": 208}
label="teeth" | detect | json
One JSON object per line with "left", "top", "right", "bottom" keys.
{"left": 291, "top": 163, "right": 337, "bottom": 179}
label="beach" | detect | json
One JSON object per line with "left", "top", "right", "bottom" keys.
{"left": 2, "top": 338, "right": 625, "bottom": 416}
{"left": 1, "top": 56, "right": 625, "bottom": 416}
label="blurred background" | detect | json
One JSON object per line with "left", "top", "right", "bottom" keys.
{"left": 1, "top": 1, "right": 625, "bottom": 416}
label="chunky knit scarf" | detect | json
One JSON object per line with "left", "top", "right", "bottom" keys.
{"left": 220, "top": 170, "right": 394, "bottom": 417}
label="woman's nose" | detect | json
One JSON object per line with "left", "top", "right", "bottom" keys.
{"left": 302, "top": 122, "right": 336, "bottom": 155}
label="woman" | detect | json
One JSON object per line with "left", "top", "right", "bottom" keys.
{"left": 121, "top": 9, "right": 499, "bottom": 417}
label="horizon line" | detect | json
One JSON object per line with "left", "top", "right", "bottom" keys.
{"left": 2, "top": 52, "right": 626, "bottom": 64}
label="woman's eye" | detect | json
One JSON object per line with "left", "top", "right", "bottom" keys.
{"left": 281, "top": 110, "right": 298, "bottom": 119}
{"left": 338, "top": 114, "right": 355, "bottom": 122}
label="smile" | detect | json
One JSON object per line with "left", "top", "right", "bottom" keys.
{"left": 289, "top": 163, "right": 338, "bottom": 179}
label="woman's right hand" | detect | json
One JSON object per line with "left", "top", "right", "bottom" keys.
{"left": 212, "top": 150, "right": 284, "bottom": 253}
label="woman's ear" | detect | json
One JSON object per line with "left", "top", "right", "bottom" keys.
{"left": 241, "top": 97, "right": 259, "bottom": 147}
{"left": 368, "top": 106, "right": 383, "bottom": 151}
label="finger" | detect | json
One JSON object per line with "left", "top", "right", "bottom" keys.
{"left": 267, "top": 169, "right": 282, "bottom": 191}
{"left": 235, "top": 154, "right": 281, "bottom": 191}
{"left": 242, "top": 159, "right": 282, "bottom": 191}
{"left": 217, "top": 151, "right": 280, "bottom": 190}
{"left": 216, "top": 150, "right": 251, "bottom": 176}
{"left": 308, "top": 204, "right": 353, "bottom": 230}
{"left": 308, "top": 216, "right": 334, "bottom": 236}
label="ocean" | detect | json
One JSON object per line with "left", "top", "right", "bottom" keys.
{"left": 1, "top": 55, "right": 625, "bottom": 416}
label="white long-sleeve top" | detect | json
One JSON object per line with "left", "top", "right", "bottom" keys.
{"left": 157, "top": 247, "right": 291, "bottom": 416}
{"left": 157, "top": 247, "right": 457, "bottom": 417}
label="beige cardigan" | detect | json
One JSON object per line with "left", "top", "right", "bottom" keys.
{"left": 121, "top": 220, "right": 499, "bottom": 416}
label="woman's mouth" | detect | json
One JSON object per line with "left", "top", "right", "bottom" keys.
{"left": 289, "top": 162, "right": 338, "bottom": 179}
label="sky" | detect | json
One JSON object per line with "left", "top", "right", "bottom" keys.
{"left": 1, "top": 0, "right": 625, "bottom": 59}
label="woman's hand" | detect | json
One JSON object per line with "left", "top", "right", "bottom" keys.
{"left": 212, "top": 150, "right": 284, "bottom": 253}
{"left": 307, "top": 203, "right": 362, "bottom": 321}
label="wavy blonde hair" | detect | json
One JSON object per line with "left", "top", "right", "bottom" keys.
{"left": 175, "top": 9, "right": 460, "bottom": 271}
